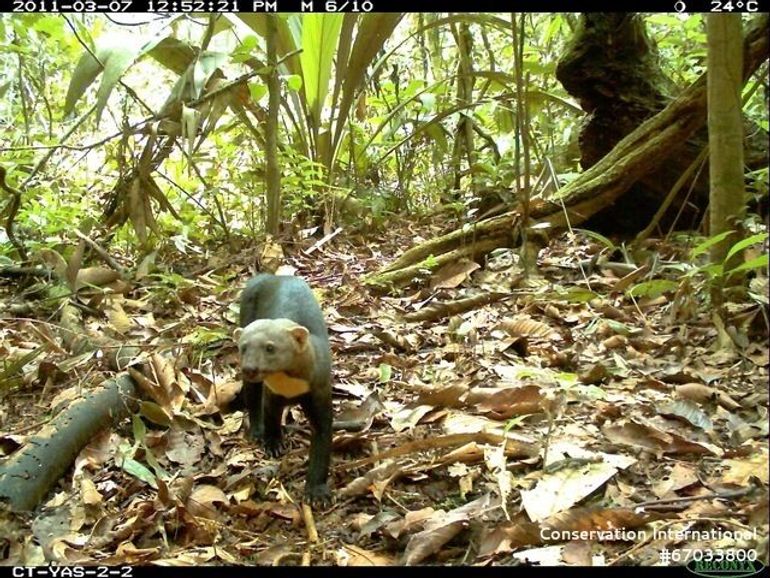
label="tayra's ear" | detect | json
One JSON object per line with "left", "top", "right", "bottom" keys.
{"left": 233, "top": 327, "right": 243, "bottom": 341}
{"left": 290, "top": 326, "right": 310, "bottom": 348}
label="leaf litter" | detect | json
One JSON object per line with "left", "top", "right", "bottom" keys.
{"left": 0, "top": 226, "right": 768, "bottom": 566}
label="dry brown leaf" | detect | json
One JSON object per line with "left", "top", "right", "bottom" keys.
{"left": 385, "top": 507, "right": 436, "bottom": 539}
{"left": 165, "top": 429, "right": 205, "bottom": 469}
{"left": 259, "top": 238, "right": 284, "bottom": 273}
{"left": 151, "top": 353, "right": 177, "bottom": 396}
{"left": 415, "top": 382, "right": 469, "bottom": 409}
{"left": 334, "top": 392, "right": 385, "bottom": 432}
{"left": 562, "top": 541, "right": 593, "bottom": 565}
{"left": 485, "top": 444, "right": 512, "bottom": 518}
{"left": 338, "top": 544, "right": 395, "bottom": 566}
{"left": 340, "top": 459, "right": 401, "bottom": 498}
{"left": 478, "top": 515, "right": 543, "bottom": 557}
{"left": 722, "top": 450, "right": 770, "bottom": 486}
{"left": 653, "top": 463, "right": 699, "bottom": 498}
{"left": 106, "top": 301, "right": 134, "bottom": 335}
{"left": 429, "top": 259, "right": 480, "bottom": 290}
{"left": 75, "top": 267, "right": 121, "bottom": 291}
{"left": 676, "top": 383, "right": 741, "bottom": 410}
{"left": 390, "top": 404, "right": 434, "bottom": 432}
{"left": 500, "top": 315, "right": 561, "bottom": 341}
{"left": 401, "top": 495, "right": 495, "bottom": 564}
{"left": 475, "top": 385, "right": 545, "bottom": 419}
{"left": 601, "top": 334, "right": 628, "bottom": 349}
{"left": 544, "top": 506, "right": 664, "bottom": 535}
{"left": 80, "top": 477, "right": 103, "bottom": 506}
{"left": 602, "top": 419, "right": 720, "bottom": 456}
{"left": 521, "top": 461, "right": 625, "bottom": 521}
{"left": 438, "top": 442, "right": 485, "bottom": 465}
{"left": 204, "top": 380, "right": 242, "bottom": 413}
{"left": 187, "top": 484, "right": 228, "bottom": 520}
{"left": 402, "top": 518, "right": 467, "bottom": 565}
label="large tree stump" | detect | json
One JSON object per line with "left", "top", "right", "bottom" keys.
{"left": 556, "top": 14, "right": 769, "bottom": 232}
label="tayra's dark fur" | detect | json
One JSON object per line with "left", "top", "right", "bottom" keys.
{"left": 238, "top": 274, "right": 332, "bottom": 505}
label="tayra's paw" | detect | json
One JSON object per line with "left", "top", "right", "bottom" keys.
{"left": 263, "top": 437, "right": 287, "bottom": 458}
{"left": 304, "top": 483, "right": 333, "bottom": 508}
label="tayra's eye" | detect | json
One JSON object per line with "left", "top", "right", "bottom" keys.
{"left": 265, "top": 343, "right": 275, "bottom": 354}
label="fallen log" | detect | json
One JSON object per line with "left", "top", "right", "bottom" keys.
{"left": 0, "top": 303, "right": 143, "bottom": 511}
{"left": 0, "top": 374, "right": 138, "bottom": 511}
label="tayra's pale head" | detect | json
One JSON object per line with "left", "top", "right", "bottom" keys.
{"left": 235, "top": 318, "right": 310, "bottom": 382}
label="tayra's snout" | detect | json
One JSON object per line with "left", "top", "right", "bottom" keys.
{"left": 241, "top": 367, "right": 266, "bottom": 382}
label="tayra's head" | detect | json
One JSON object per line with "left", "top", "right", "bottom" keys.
{"left": 234, "top": 318, "right": 310, "bottom": 381}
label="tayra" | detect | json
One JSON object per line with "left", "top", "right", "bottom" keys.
{"left": 234, "top": 274, "right": 333, "bottom": 505}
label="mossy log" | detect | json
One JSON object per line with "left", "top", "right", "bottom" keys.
{"left": 0, "top": 304, "right": 143, "bottom": 511}
{"left": 0, "top": 374, "right": 138, "bottom": 511}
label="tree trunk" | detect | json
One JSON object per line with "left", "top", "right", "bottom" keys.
{"left": 556, "top": 14, "right": 767, "bottom": 233}
{"left": 265, "top": 14, "right": 281, "bottom": 237}
{"left": 707, "top": 14, "right": 746, "bottom": 268}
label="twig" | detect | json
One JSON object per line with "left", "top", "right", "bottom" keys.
{"left": 301, "top": 503, "right": 319, "bottom": 544}
{"left": 635, "top": 486, "right": 756, "bottom": 509}
{"left": 72, "top": 229, "right": 126, "bottom": 275}
{"left": 0, "top": 266, "right": 50, "bottom": 278}
{"left": 304, "top": 227, "right": 342, "bottom": 255}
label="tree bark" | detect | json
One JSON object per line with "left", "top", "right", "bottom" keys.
{"left": 265, "top": 14, "right": 281, "bottom": 236}
{"left": 0, "top": 304, "right": 143, "bottom": 511}
{"left": 707, "top": 14, "right": 745, "bottom": 268}
{"left": 0, "top": 375, "right": 138, "bottom": 511}
{"left": 556, "top": 14, "right": 767, "bottom": 233}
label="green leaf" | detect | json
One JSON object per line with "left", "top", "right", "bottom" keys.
{"left": 418, "top": 93, "right": 436, "bottom": 111}
{"left": 300, "top": 14, "right": 343, "bottom": 123}
{"left": 573, "top": 384, "right": 607, "bottom": 400}
{"left": 32, "top": 15, "right": 65, "bottom": 40}
{"left": 700, "top": 263, "right": 724, "bottom": 278}
{"left": 249, "top": 82, "right": 268, "bottom": 102}
{"left": 192, "top": 51, "right": 228, "bottom": 98}
{"left": 139, "top": 401, "right": 172, "bottom": 427}
{"left": 627, "top": 279, "right": 678, "bottom": 299}
{"left": 286, "top": 74, "right": 303, "bottom": 92}
{"left": 573, "top": 228, "right": 617, "bottom": 251}
{"left": 132, "top": 414, "right": 147, "bottom": 443}
{"left": 541, "top": 287, "right": 599, "bottom": 303}
{"left": 241, "top": 34, "right": 258, "bottom": 52}
{"left": 726, "top": 253, "right": 769, "bottom": 277}
{"left": 690, "top": 230, "right": 734, "bottom": 258}
{"left": 94, "top": 43, "right": 142, "bottom": 125}
{"left": 143, "top": 446, "right": 170, "bottom": 480}
{"left": 378, "top": 363, "right": 392, "bottom": 383}
{"left": 64, "top": 49, "right": 104, "bottom": 118}
{"left": 331, "top": 14, "right": 403, "bottom": 161}
{"left": 725, "top": 232, "right": 769, "bottom": 264}
{"left": 146, "top": 36, "right": 196, "bottom": 75}
{"left": 182, "top": 104, "right": 201, "bottom": 159}
{"left": 120, "top": 457, "right": 158, "bottom": 488}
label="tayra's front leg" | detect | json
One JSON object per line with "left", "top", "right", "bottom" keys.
{"left": 301, "top": 393, "right": 333, "bottom": 507}
{"left": 262, "top": 390, "right": 287, "bottom": 457}
{"left": 243, "top": 381, "right": 264, "bottom": 440}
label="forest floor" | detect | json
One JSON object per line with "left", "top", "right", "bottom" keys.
{"left": 1, "top": 215, "right": 769, "bottom": 566}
